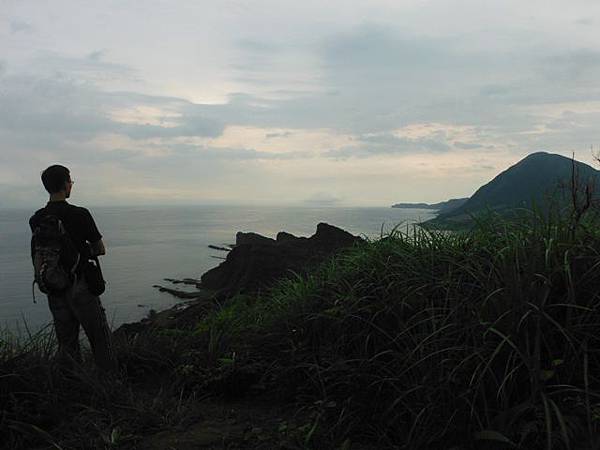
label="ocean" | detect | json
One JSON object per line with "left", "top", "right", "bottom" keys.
{"left": 0, "top": 205, "right": 436, "bottom": 332}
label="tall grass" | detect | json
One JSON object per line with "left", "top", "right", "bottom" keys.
{"left": 201, "top": 210, "right": 600, "bottom": 449}
{"left": 0, "top": 322, "right": 200, "bottom": 449}
{"left": 4, "top": 209, "right": 600, "bottom": 449}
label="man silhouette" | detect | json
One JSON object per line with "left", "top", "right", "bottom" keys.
{"left": 29, "top": 165, "right": 116, "bottom": 371}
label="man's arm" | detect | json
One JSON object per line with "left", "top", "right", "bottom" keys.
{"left": 29, "top": 214, "right": 38, "bottom": 263}
{"left": 90, "top": 239, "right": 106, "bottom": 256}
{"left": 82, "top": 208, "right": 104, "bottom": 257}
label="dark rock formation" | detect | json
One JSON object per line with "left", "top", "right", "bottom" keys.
{"left": 152, "top": 285, "right": 206, "bottom": 299}
{"left": 276, "top": 231, "right": 299, "bottom": 244}
{"left": 116, "top": 223, "right": 360, "bottom": 338}
{"left": 201, "top": 223, "right": 362, "bottom": 295}
{"left": 235, "top": 232, "right": 275, "bottom": 246}
{"left": 208, "top": 245, "right": 232, "bottom": 252}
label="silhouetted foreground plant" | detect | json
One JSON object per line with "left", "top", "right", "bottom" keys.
{"left": 0, "top": 324, "right": 201, "bottom": 449}
{"left": 201, "top": 211, "right": 600, "bottom": 449}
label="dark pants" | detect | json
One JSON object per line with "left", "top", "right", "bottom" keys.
{"left": 48, "top": 276, "right": 116, "bottom": 371}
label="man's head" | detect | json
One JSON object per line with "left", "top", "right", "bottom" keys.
{"left": 41, "top": 165, "right": 73, "bottom": 198}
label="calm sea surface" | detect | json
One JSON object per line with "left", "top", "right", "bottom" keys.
{"left": 0, "top": 205, "right": 435, "bottom": 331}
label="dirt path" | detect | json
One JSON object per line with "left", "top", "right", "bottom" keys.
{"left": 137, "top": 397, "right": 314, "bottom": 450}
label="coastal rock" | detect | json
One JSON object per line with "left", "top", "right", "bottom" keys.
{"left": 119, "top": 223, "right": 361, "bottom": 337}
{"left": 235, "top": 231, "right": 276, "bottom": 246}
{"left": 310, "top": 222, "right": 362, "bottom": 252}
{"left": 201, "top": 222, "right": 361, "bottom": 295}
{"left": 276, "top": 231, "right": 301, "bottom": 244}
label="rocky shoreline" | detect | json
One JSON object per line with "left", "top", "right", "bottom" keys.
{"left": 115, "top": 223, "right": 362, "bottom": 337}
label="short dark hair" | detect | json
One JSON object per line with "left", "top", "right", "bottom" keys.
{"left": 41, "top": 165, "right": 71, "bottom": 194}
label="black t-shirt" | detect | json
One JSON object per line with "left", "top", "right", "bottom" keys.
{"left": 29, "top": 201, "right": 102, "bottom": 263}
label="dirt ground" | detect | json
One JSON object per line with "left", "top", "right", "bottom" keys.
{"left": 137, "top": 396, "right": 320, "bottom": 450}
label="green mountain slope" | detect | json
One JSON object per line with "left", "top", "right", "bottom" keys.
{"left": 435, "top": 152, "right": 600, "bottom": 224}
{"left": 392, "top": 197, "right": 469, "bottom": 213}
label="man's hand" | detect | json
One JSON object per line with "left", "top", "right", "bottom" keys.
{"left": 90, "top": 239, "right": 106, "bottom": 256}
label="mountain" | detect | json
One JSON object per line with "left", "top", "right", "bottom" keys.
{"left": 434, "top": 152, "right": 600, "bottom": 225}
{"left": 392, "top": 198, "right": 469, "bottom": 214}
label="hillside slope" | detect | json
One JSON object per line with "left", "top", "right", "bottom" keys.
{"left": 435, "top": 152, "right": 600, "bottom": 224}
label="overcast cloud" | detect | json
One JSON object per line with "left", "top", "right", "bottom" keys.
{"left": 2, "top": 0, "right": 600, "bottom": 207}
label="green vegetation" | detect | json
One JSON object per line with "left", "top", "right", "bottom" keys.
{"left": 0, "top": 324, "right": 204, "bottom": 449}
{"left": 432, "top": 152, "right": 600, "bottom": 226}
{"left": 3, "top": 208, "right": 600, "bottom": 449}
{"left": 204, "top": 210, "right": 600, "bottom": 449}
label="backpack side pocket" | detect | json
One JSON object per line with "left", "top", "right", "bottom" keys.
{"left": 83, "top": 258, "right": 106, "bottom": 296}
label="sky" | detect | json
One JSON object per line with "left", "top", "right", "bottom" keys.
{"left": 2, "top": 0, "right": 600, "bottom": 208}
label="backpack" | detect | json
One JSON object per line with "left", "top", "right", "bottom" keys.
{"left": 31, "top": 214, "right": 80, "bottom": 299}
